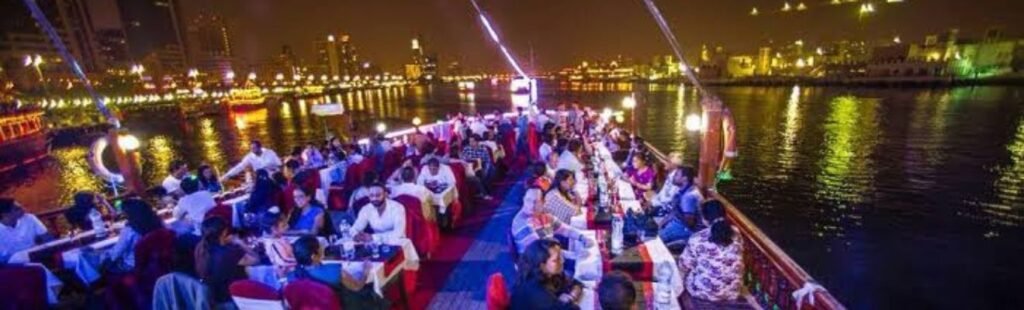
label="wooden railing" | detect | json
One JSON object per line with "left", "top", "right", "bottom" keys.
{"left": 644, "top": 142, "right": 845, "bottom": 310}
{"left": 0, "top": 111, "right": 44, "bottom": 142}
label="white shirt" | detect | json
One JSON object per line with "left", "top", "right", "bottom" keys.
{"left": 174, "top": 190, "right": 217, "bottom": 234}
{"left": 224, "top": 149, "right": 283, "bottom": 178}
{"left": 653, "top": 170, "right": 681, "bottom": 207}
{"left": 349, "top": 200, "right": 406, "bottom": 242}
{"left": 390, "top": 182, "right": 434, "bottom": 208}
{"left": 417, "top": 165, "right": 457, "bottom": 196}
{"left": 557, "top": 151, "right": 583, "bottom": 173}
{"left": 470, "top": 120, "right": 488, "bottom": 137}
{"left": 162, "top": 175, "right": 182, "bottom": 195}
{"left": 538, "top": 143, "right": 553, "bottom": 164}
{"left": 0, "top": 214, "right": 48, "bottom": 262}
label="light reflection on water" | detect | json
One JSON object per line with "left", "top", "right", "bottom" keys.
{"left": 2, "top": 83, "right": 1024, "bottom": 308}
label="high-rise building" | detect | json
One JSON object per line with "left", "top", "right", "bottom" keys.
{"left": 1, "top": 0, "right": 104, "bottom": 76}
{"left": 755, "top": 47, "right": 772, "bottom": 76}
{"left": 95, "top": 28, "right": 129, "bottom": 68}
{"left": 186, "top": 12, "right": 232, "bottom": 79}
{"left": 406, "top": 35, "right": 437, "bottom": 82}
{"left": 314, "top": 33, "right": 361, "bottom": 78}
{"left": 117, "top": 0, "right": 187, "bottom": 72}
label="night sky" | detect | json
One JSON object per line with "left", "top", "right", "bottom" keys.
{"left": 92, "top": 0, "right": 1024, "bottom": 73}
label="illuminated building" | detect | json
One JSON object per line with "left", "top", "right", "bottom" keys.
{"left": 726, "top": 56, "right": 755, "bottom": 78}
{"left": 95, "top": 29, "right": 129, "bottom": 68}
{"left": 186, "top": 12, "right": 233, "bottom": 80}
{"left": 315, "top": 33, "right": 361, "bottom": 77}
{"left": 405, "top": 35, "right": 438, "bottom": 82}
{"left": 1, "top": 0, "right": 104, "bottom": 75}
{"left": 755, "top": 47, "right": 772, "bottom": 76}
{"left": 117, "top": 0, "right": 188, "bottom": 71}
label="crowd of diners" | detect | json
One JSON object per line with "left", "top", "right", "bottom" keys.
{"left": 505, "top": 104, "right": 746, "bottom": 309}
{"left": 0, "top": 103, "right": 746, "bottom": 309}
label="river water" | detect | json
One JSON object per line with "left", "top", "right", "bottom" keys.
{"left": 3, "top": 82, "right": 1023, "bottom": 308}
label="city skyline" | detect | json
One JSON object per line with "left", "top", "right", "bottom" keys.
{"left": 105, "top": 0, "right": 1024, "bottom": 73}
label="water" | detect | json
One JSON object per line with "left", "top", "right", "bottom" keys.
{"left": 3, "top": 82, "right": 1024, "bottom": 308}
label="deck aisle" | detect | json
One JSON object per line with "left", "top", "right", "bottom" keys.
{"left": 414, "top": 174, "right": 524, "bottom": 310}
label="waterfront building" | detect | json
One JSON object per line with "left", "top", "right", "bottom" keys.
{"left": 755, "top": 47, "right": 772, "bottom": 76}
{"left": 947, "top": 29, "right": 1024, "bottom": 78}
{"left": 186, "top": 12, "right": 233, "bottom": 82}
{"left": 405, "top": 36, "right": 438, "bottom": 82}
{"left": 726, "top": 56, "right": 755, "bottom": 78}
{"left": 95, "top": 29, "right": 129, "bottom": 69}
{"left": 1, "top": 0, "right": 104, "bottom": 83}
{"left": 117, "top": 0, "right": 188, "bottom": 72}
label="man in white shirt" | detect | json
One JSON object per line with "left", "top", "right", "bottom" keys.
{"left": 162, "top": 160, "right": 189, "bottom": 197}
{"left": 556, "top": 139, "right": 584, "bottom": 173}
{"left": 538, "top": 134, "right": 555, "bottom": 165}
{"left": 173, "top": 177, "right": 216, "bottom": 235}
{"left": 350, "top": 184, "right": 406, "bottom": 243}
{"left": 390, "top": 167, "right": 435, "bottom": 221}
{"left": 221, "top": 140, "right": 282, "bottom": 181}
{"left": 469, "top": 117, "right": 488, "bottom": 137}
{"left": 417, "top": 158, "right": 456, "bottom": 196}
{"left": 0, "top": 198, "right": 52, "bottom": 263}
{"left": 652, "top": 152, "right": 685, "bottom": 208}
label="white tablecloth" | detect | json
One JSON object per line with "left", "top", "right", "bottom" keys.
{"left": 248, "top": 238, "right": 419, "bottom": 296}
{"left": 573, "top": 235, "right": 684, "bottom": 310}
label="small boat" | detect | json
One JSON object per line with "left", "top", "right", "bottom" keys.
{"left": 0, "top": 109, "right": 49, "bottom": 174}
{"left": 224, "top": 86, "right": 267, "bottom": 111}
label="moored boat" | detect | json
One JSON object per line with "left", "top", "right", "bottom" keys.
{"left": 0, "top": 108, "right": 49, "bottom": 175}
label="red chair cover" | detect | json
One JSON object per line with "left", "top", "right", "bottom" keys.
{"left": 0, "top": 266, "right": 48, "bottom": 309}
{"left": 527, "top": 124, "right": 539, "bottom": 161}
{"left": 283, "top": 279, "right": 342, "bottom": 310}
{"left": 230, "top": 279, "right": 280, "bottom": 300}
{"left": 327, "top": 187, "right": 347, "bottom": 211}
{"left": 382, "top": 148, "right": 405, "bottom": 179}
{"left": 500, "top": 129, "right": 517, "bottom": 167}
{"left": 205, "top": 204, "right": 233, "bottom": 224}
{"left": 134, "top": 228, "right": 176, "bottom": 302}
{"left": 448, "top": 163, "right": 472, "bottom": 216}
{"left": 393, "top": 195, "right": 439, "bottom": 258}
{"left": 486, "top": 273, "right": 510, "bottom": 310}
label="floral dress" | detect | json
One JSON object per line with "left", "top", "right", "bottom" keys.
{"left": 679, "top": 228, "right": 744, "bottom": 302}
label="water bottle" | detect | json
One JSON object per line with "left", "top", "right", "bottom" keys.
{"left": 337, "top": 219, "right": 351, "bottom": 240}
{"left": 89, "top": 210, "right": 107, "bottom": 238}
{"left": 611, "top": 214, "right": 624, "bottom": 256}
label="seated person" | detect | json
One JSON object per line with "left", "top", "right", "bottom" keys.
{"left": 287, "top": 236, "right": 386, "bottom": 309}
{"left": 385, "top": 160, "right": 413, "bottom": 187}
{"left": 389, "top": 167, "right": 435, "bottom": 222}
{"left": 288, "top": 187, "right": 327, "bottom": 235}
{"left": 260, "top": 207, "right": 296, "bottom": 270}
{"left": 417, "top": 158, "right": 456, "bottom": 195}
{"left": 678, "top": 200, "right": 743, "bottom": 303}
{"left": 197, "top": 164, "right": 223, "bottom": 193}
{"left": 511, "top": 176, "right": 591, "bottom": 254}
{"left": 194, "top": 217, "right": 260, "bottom": 306}
{"left": 543, "top": 170, "right": 583, "bottom": 223}
{"left": 105, "top": 198, "right": 165, "bottom": 272}
{"left": 348, "top": 171, "right": 380, "bottom": 211}
{"left": 623, "top": 154, "right": 655, "bottom": 202}
{"left": 597, "top": 271, "right": 637, "bottom": 310}
{"left": 0, "top": 198, "right": 54, "bottom": 263}
{"left": 349, "top": 183, "right": 406, "bottom": 243}
{"left": 651, "top": 153, "right": 684, "bottom": 208}
{"left": 510, "top": 239, "right": 584, "bottom": 310}
{"left": 174, "top": 177, "right": 216, "bottom": 235}
{"left": 556, "top": 140, "right": 584, "bottom": 173}
{"left": 163, "top": 160, "right": 189, "bottom": 198}
{"left": 658, "top": 166, "right": 702, "bottom": 244}
{"left": 64, "top": 191, "right": 112, "bottom": 232}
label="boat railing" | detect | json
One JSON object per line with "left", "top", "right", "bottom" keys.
{"left": 0, "top": 110, "right": 45, "bottom": 143}
{"left": 643, "top": 142, "right": 845, "bottom": 310}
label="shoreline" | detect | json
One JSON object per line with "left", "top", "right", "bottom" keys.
{"left": 553, "top": 75, "right": 1024, "bottom": 88}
